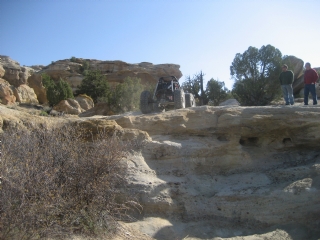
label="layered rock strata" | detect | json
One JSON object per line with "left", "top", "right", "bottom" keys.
{"left": 100, "top": 105, "right": 320, "bottom": 239}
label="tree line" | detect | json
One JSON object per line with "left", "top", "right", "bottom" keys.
{"left": 183, "top": 44, "right": 288, "bottom": 106}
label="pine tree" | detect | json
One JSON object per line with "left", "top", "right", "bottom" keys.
{"left": 42, "top": 74, "right": 74, "bottom": 107}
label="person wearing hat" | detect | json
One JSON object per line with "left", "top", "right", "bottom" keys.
{"left": 279, "top": 64, "right": 294, "bottom": 105}
{"left": 303, "top": 62, "right": 319, "bottom": 105}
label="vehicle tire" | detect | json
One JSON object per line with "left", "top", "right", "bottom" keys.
{"left": 185, "top": 93, "right": 196, "bottom": 107}
{"left": 140, "top": 90, "right": 153, "bottom": 114}
{"left": 174, "top": 89, "right": 185, "bottom": 109}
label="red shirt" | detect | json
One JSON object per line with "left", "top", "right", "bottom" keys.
{"left": 304, "top": 68, "right": 319, "bottom": 84}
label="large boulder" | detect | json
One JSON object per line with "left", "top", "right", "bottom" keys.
{"left": 53, "top": 98, "right": 83, "bottom": 115}
{"left": 0, "top": 78, "right": 16, "bottom": 105}
{"left": 75, "top": 94, "right": 94, "bottom": 111}
{"left": 13, "top": 84, "right": 39, "bottom": 104}
{"left": 283, "top": 56, "right": 304, "bottom": 95}
{"left": 78, "top": 102, "right": 113, "bottom": 117}
{"left": 283, "top": 55, "right": 304, "bottom": 79}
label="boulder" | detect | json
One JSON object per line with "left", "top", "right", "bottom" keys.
{"left": 283, "top": 55, "right": 304, "bottom": 79}
{"left": 293, "top": 75, "right": 305, "bottom": 96}
{"left": 282, "top": 56, "right": 304, "bottom": 95}
{"left": 0, "top": 78, "right": 16, "bottom": 105}
{"left": 13, "top": 84, "right": 39, "bottom": 105}
{"left": 78, "top": 102, "right": 113, "bottom": 117}
{"left": 219, "top": 98, "right": 240, "bottom": 106}
{"left": 75, "top": 94, "right": 94, "bottom": 111}
{"left": 53, "top": 98, "right": 83, "bottom": 115}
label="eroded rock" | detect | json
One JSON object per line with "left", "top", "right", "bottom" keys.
{"left": 0, "top": 78, "right": 16, "bottom": 105}
{"left": 13, "top": 84, "right": 39, "bottom": 104}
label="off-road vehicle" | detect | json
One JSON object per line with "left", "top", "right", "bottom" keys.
{"left": 140, "top": 76, "right": 196, "bottom": 114}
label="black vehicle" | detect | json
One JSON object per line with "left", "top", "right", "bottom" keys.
{"left": 140, "top": 76, "right": 196, "bottom": 114}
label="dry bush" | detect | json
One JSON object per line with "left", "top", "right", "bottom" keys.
{"left": 0, "top": 126, "right": 141, "bottom": 240}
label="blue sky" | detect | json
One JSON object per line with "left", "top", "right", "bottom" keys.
{"left": 1, "top": 0, "right": 319, "bottom": 89}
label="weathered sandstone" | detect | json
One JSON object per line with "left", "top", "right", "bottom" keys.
{"left": 13, "top": 84, "right": 39, "bottom": 104}
{"left": 0, "top": 55, "right": 34, "bottom": 87}
{"left": 1, "top": 104, "right": 320, "bottom": 239}
{"left": 91, "top": 105, "right": 320, "bottom": 239}
{"left": 0, "top": 78, "right": 16, "bottom": 105}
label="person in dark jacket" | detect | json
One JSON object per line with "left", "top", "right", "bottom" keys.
{"left": 304, "top": 62, "right": 319, "bottom": 105}
{"left": 279, "top": 64, "right": 294, "bottom": 105}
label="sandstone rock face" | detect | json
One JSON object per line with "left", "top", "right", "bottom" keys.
{"left": 0, "top": 65, "right": 5, "bottom": 78}
{"left": 33, "top": 58, "right": 182, "bottom": 89}
{"left": 25, "top": 58, "right": 182, "bottom": 105}
{"left": 0, "top": 78, "right": 16, "bottom": 105}
{"left": 13, "top": 84, "right": 39, "bottom": 104}
{"left": 27, "top": 74, "right": 47, "bottom": 104}
{"left": 0, "top": 55, "right": 34, "bottom": 87}
{"left": 1, "top": 104, "right": 320, "bottom": 239}
{"left": 96, "top": 106, "right": 320, "bottom": 239}
{"left": 67, "top": 74, "right": 84, "bottom": 92}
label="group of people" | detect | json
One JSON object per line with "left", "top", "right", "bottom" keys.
{"left": 279, "top": 62, "right": 319, "bottom": 105}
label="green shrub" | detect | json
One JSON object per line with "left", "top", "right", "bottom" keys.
{"left": 39, "top": 110, "right": 48, "bottom": 116}
{"left": 109, "top": 77, "right": 144, "bottom": 113}
{"left": 70, "top": 56, "right": 77, "bottom": 62}
{"left": 80, "top": 61, "right": 90, "bottom": 75}
{"left": 76, "top": 70, "right": 110, "bottom": 103}
{"left": 0, "top": 126, "right": 141, "bottom": 239}
{"left": 42, "top": 73, "right": 55, "bottom": 88}
{"left": 42, "top": 74, "right": 74, "bottom": 107}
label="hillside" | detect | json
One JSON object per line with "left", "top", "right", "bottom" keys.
{"left": 1, "top": 104, "right": 320, "bottom": 240}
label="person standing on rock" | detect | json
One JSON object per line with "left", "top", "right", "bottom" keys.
{"left": 304, "top": 62, "right": 319, "bottom": 105}
{"left": 279, "top": 64, "right": 294, "bottom": 105}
